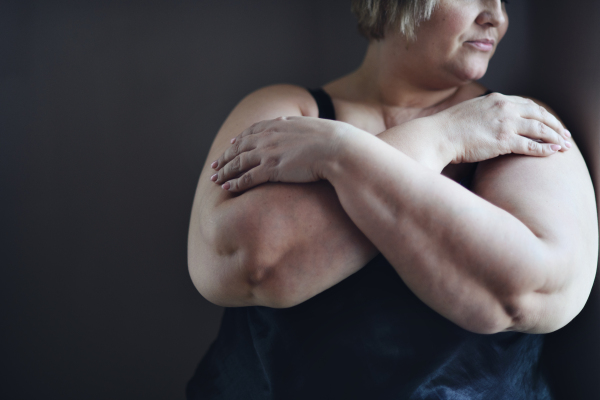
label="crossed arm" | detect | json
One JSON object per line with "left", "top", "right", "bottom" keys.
{"left": 188, "top": 84, "right": 598, "bottom": 334}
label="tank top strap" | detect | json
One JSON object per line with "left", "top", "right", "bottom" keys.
{"left": 306, "top": 88, "right": 336, "bottom": 120}
{"left": 307, "top": 87, "right": 491, "bottom": 119}
{"left": 306, "top": 86, "right": 488, "bottom": 189}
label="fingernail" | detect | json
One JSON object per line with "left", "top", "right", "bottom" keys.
{"left": 565, "top": 129, "right": 572, "bottom": 138}
{"left": 551, "top": 144, "right": 561, "bottom": 151}
{"left": 230, "top": 138, "right": 236, "bottom": 144}
{"left": 210, "top": 173, "right": 218, "bottom": 182}
{"left": 222, "top": 182, "right": 230, "bottom": 190}
{"left": 211, "top": 161, "right": 218, "bottom": 169}
{"left": 565, "top": 141, "right": 572, "bottom": 148}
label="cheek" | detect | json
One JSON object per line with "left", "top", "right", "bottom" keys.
{"left": 429, "top": 4, "right": 473, "bottom": 40}
{"left": 424, "top": 10, "right": 474, "bottom": 57}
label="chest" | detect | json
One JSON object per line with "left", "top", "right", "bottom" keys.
{"left": 330, "top": 99, "right": 476, "bottom": 185}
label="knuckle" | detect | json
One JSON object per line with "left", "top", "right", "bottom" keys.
{"left": 265, "top": 156, "right": 280, "bottom": 169}
{"left": 527, "top": 140, "right": 540, "bottom": 152}
{"left": 536, "top": 121, "right": 545, "bottom": 136}
{"left": 263, "top": 126, "right": 277, "bottom": 136}
{"left": 538, "top": 104, "right": 546, "bottom": 115}
{"left": 241, "top": 173, "right": 253, "bottom": 187}
{"left": 493, "top": 98, "right": 509, "bottom": 110}
{"left": 231, "top": 141, "right": 240, "bottom": 154}
{"left": 231, "top": 154, "right": 241, "bottom": 171}
{"left": 498, "top": 132, "right": 511, "bottom": 145}
{"left": 264, "top": 157, "right": 280, "bottom": 180}
{"left": 496, "top": 124, "right": 512, "bottom": 142}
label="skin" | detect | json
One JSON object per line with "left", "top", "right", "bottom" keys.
{"left": 189, "top": 0, "right": 598, "bottom": 334}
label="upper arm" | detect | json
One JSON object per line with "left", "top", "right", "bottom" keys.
{"left": 188, "top": 84, "right": 318, "bottom": 303}
{"left": 471, "top": 99, "right": 599, "bottom": 333}
{"left": 194, "top": 84, "right": 318, "bottom": 254}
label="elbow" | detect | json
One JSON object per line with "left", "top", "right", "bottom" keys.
{"left": 187, "top": 206, "right": 252, "bottom": 307}
{"left": 459, "top": 299, "right": 535, "bottom": 335}
{"left": 499, "top": 251, "right": 598, "bottom": 334}
{"left": 187, "top": 256, "right": 244, "bottom": 308}
{"left": 247, "top": 264, "right": 307, "bottom": 309}
{"left": 464, "top": 289, "right": 567, "bottom": 335}
{"left": 188, "top": 253, "right": 294, "bottom": 309}
{"left": 451, "top": 289, "right": 547, "bottom": 335}
{"left": 187, "top": 189, "right": 306, "bottom": 308}
{"left": 493, "top": 283, "right": 593, "bottom": 335}
{"left": 187, "top": 247, "right": 257, "bottom": 307}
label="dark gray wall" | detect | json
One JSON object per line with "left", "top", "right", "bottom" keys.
{"left": 1, "top": 0, "right": 597, "bottom": 398}
{"left": 529, "top": 1, "right": 600, "bottom": 398}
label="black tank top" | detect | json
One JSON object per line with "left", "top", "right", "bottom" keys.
{"left": 187, "top": 88, "right": 553, "bottom": 400}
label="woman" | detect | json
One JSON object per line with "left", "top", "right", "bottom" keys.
{"left": 187, "top": 0, "right": 598, "bottom": 398}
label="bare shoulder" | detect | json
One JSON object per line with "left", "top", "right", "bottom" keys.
{"left": 203, "top": 84, "right": 318, "bottom": 172}
{"left": 193, "top": 84, "right": 321, "bottom": 219}
{"left": 218, "top": 84, "right": 318, "bottom": 142}
{"left": 234, "top": 84, "right": 319, "bottom": 118}
{"left": 472, "top": 99, "right": 598, "bottom": 328}
{"left": 472, "top": 98, "right": 596, "bottom": 241}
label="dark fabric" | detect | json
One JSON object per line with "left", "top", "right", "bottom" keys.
{"left": 307, "top": 88, "right": 336, "bottom": 120}
{"left": 187, "top": 88, "right": 552, "bottom": 400}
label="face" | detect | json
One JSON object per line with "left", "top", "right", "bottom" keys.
{"left": 382, "top": 0, "right": 509, "bottom": 89}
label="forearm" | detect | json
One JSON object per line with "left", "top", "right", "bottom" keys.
{"left": 190, "top": 179, "right": 378, "bottom": 307}
{"left": 195, "top": 119, "right": 449, "bottom": 307}
{"left": 324, "top": 127, "right": 549, "bottom": 333}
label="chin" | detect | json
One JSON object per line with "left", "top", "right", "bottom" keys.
{"left": 454, "top": 62, "right": 489, "bottom": 83}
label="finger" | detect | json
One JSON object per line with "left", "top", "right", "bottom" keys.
{"left": 238, "top": 118, "right": 277, "bottom": 140}
{"left": 214, "top": 135, "right": 257, "bottom": 171}
{"left": 225, "top": 121, "right": 262, "bottom": 150}
{"left": 510, "top": 135, "right": 561, "bottom": 157}
{"left": 517, "top": 119, "right": 569, "bottom": 152}
{"left": 215, "top": 150, "right": 261, "bottom": 184}
{"left": 221, "top": 166, "right": 270, "bottom": 193}
{"left": 519, "top": 99, "right": 570, "bottom": 141}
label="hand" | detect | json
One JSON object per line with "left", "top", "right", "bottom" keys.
{"left": 433, "top": 93, "right": 572, "bottom": 164}
{"left": 209, "top": 116, "right": 347, "bottom": 192}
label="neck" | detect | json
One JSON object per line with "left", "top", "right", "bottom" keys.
{"left": 349, "top": 39, "right": 461, "bottom": 110}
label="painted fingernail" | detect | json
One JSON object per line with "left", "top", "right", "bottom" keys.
{"left": 565, "top": 141, "right": 572, "bottom": 148}
{"left": 211, "top": 161, "right": 218, "bottom": 169}
{"left": 210, "top": 173, "right": 218, "bottom": 182}
{"left": 222, "top": 182, "right": 231, "bottom": 190}
{"left": 551, "top": 144, "right": 561, "bottom": 151}
{"left": 565, "top": 129, "right": 572, "bottom": 138}
{"left": 230, "top": 138, "right": 236, "bottom": 144}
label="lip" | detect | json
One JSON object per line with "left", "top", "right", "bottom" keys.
{"left": 465, "top": 39, "right": 495, "bottom": 52}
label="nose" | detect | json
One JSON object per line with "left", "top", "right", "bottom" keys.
{"left": 476, "top": 0, "right": 507, "bottom": 28}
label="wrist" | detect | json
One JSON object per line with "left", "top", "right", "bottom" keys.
{"left": 320, "top": 122, "right": 368, "bottom": 183}
{"left": 422, "top": 114, "right": 457, "bottom": 171}
{"left": 377, "top": 116, "right": 455, "bottom": 173}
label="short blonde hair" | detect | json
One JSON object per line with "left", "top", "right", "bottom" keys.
{"left": 351, "top": 0, "right": 439, "bottom": 41}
